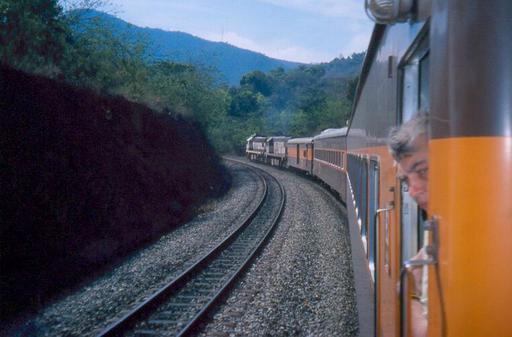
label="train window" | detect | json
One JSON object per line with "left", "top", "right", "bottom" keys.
{"left": 399, "top": 32, "right": 429, "bottom": 263}
{"left": 401, "top": 62, "right": 419, "bottom": 120}
{"left": 398, "top": 31, "right": 430, "bottom": 331}
{"left": 419, "top": 52, "right": 430, "bottom": 111}
{"left": 400, "top": 182, "right": 420, "bottom": 260}
{"left": 400, "top": 35, "right": 428, "bottom": 120}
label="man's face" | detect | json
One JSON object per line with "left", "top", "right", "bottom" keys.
{"left": 397, "top": 134, "right": 429, "bottom": 211}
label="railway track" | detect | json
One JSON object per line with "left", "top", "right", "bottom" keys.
{"left": 96, "top": 160, "right": 285, "bottom": 337}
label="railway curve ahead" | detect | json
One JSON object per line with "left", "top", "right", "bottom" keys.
{"left": 2, "top": 159, "right": 357, "bottom": 337}
{"left": 96, "top": 159, "right": 286, "bottom": 337}
{"left": 199, "top": 157, "right": 359, "bottom": 337}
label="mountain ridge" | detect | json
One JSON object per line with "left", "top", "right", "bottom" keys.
{"left": 76, "top": 10, "right": 303, "bottom": 85}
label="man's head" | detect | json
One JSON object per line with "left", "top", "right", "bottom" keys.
{"left": 388, "top": 113, "right": 429, "bottom": 211}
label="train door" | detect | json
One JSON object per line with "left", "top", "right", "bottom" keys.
{"left": 368, "top": 158, "right": 379, "bottom": 282}
{"left": 368, "top": 157, "right": 380, "bottom": 336}
{"left": 398, "top": 30, "right": 429, "bottom": 336}
{"left": 306, "top": 144, "right": 311, "bottom": 173}
{"left": 360, "top": 158, "right": 369, "bottom": 255}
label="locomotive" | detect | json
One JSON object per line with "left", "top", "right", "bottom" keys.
{"left": 247, "top": 1, "right": 512, "bottom": 336}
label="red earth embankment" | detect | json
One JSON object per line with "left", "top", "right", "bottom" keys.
{"left": 0, "top": 65, "right": 230, "bottom": 318}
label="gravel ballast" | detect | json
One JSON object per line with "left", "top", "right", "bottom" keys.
{"left": 199, "top": 160, "right": 358, "bottom": 337}
{"left": 2, "top": 160, "right": 358, "bottom": 337}
{"left": 1, "top": 163, "right": 263, "bottom": 337}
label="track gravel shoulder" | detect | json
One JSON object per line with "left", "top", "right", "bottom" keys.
{"left": 1, "top": 163, "right": 263, "bottom": 337}
{"left": 200, "top": 160, "right": 358, "bottom": 337}
{"left": 2, "top": 159, "right": 360, "bottom": 337}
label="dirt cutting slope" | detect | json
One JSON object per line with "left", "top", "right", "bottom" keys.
{"left": 0, "top": 65, "right": 230, "bottom": 319}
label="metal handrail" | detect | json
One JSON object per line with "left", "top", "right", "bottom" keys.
{"left": 374, "top": 202, "right": 394, "bottom": 274}
{"left": 400, "top": 216, "right": 439, "bottom": 337}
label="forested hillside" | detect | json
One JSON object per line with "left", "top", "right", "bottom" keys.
{"left": 0, "top": 0, "right": 363, "bottom": 154}
{"left": 77, "top": 10, "right": 302, "bottom": 85}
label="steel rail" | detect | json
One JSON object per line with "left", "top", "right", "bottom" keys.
{"left": 96, "top": 160, "right": 283, "bottom": 337}
{"left": 175, "top": 159, "right": 286, "bottom": 337}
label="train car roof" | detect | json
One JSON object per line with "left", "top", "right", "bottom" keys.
{"left": 313, "top": 127, "right": 348, "bottom": 140}
{"left": 246, "top": 134, "right": 267, "bottom": 142}
{"left": 266, "top": 136, "right": 290, "bottom": 142}
{"left": 252, "top": 136, "right": 267, "bottom": 142}
{"left": 287, "top": 137, "right": 314, "bottom": 144}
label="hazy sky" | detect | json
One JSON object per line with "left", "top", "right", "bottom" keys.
{"left": 104, "top": 0, "right": 374, "bottom": 64}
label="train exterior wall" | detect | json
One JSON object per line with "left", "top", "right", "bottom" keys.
{"left": 265, "top": 137, "right": 289, "bottom": 167}
{"left": 246, "top": 137, "right": 267, "bottom": 162}
{"left": 287, "top": 139, "right": 314, "bottom": 174}
{"left": 347, "top": 20, "right": 428, "bottom": 337}
{"left": 428, "top": 1, "right": 512, "bottom": 336}
{"left": 313, "top": 135, "right": 347, "bottom": 202}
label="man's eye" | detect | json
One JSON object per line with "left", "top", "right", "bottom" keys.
{"left": 416, "top": 168, "right": 428, "bottom": 178}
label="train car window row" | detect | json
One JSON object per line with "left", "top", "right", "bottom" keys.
{"left": 314, "top": 149, "right": 344, "bottom": 168}
{"left": 347, "top": 153, "right": 379, "bottom": 278}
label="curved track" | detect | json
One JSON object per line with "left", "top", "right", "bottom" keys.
{"left": 96, "top": 159, "right": 285, "bottom": 337}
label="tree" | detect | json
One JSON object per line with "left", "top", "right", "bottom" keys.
{"left": 0, "top": 0, "right": 69, "bottom": 75}
{"left": 227, "top": 87, "right": 262, "bottom": 117}
{"left": 62, "top": 10, "right": 150, "bottom": 97}
{"left": 346, "top": 75, "right": 359, "bottom": 104}
{"left": 240, "top": 70, "right": 272, "bottom": 96}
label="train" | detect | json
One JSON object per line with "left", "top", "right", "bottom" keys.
{"left": 246, "top": 1, "right": 512, "bottom": 336}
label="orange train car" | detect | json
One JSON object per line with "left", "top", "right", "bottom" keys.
{"left": 286, "top": 137, "right": 314, "bottom": 175}
{"left": 349, "top": 0, "right": 512, "bottom": 336}
{"left": 312, "top": 128, "right": 348, "bottom": 199}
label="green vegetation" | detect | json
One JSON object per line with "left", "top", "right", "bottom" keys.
{"left": 0, "top": 1, "right": 363, "bottom": 154}
{"left": 221, "top": 63, "right": 359, "bottom": 152}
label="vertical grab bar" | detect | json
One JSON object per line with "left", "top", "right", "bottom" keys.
{"left": 374, "top": 201, "right": 394, "bottom": 274}
{"left": 400, "top": 216, "right": 439, "bottom": 337}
